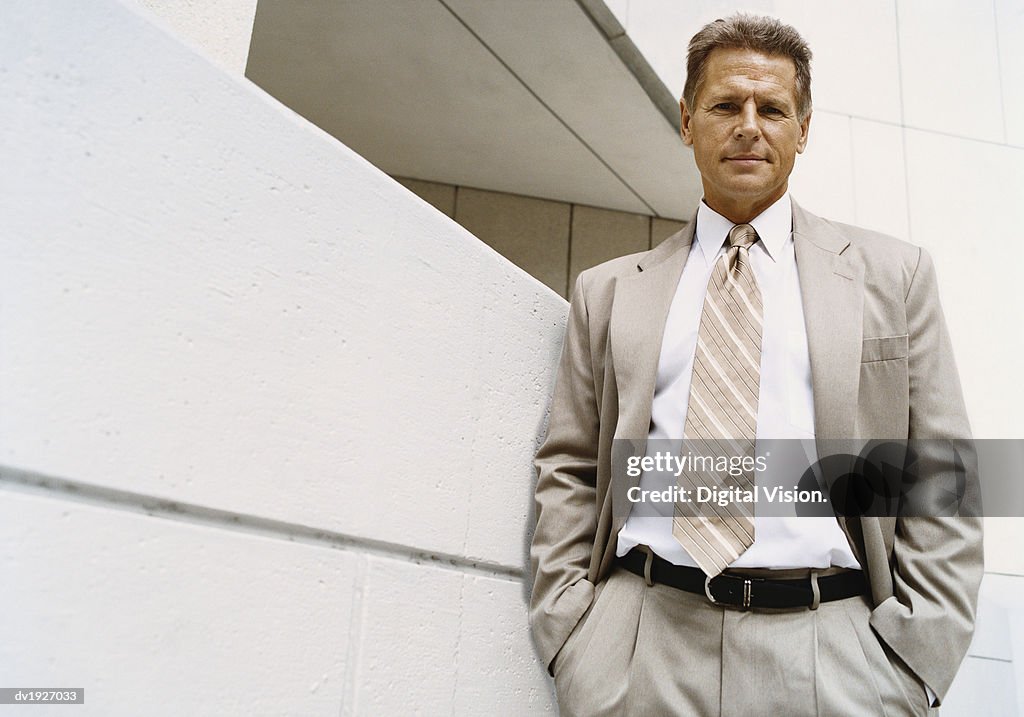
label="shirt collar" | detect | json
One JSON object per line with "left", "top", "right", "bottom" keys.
{"left": 694, "top": 192, "right": 793, "bottom": 263}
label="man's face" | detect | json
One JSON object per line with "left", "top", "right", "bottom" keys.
{"left": 680, "top": 47, "right": 810, "bottom": 222}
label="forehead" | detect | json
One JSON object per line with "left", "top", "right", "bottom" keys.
{"left": 699, "top": 47, "right": 798, "bottom": 101}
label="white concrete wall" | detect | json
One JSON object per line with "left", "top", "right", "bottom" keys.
{"left": 132, "top": 0, "right": 258, "bottom": 75}
{"left": 606, "top": 1, "right": 1024, "bottom": 712}
{"left": 0, "top": 0, "right": 562, "bottom": 714}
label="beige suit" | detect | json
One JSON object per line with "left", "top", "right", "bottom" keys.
{"left": 529, "top": 199, "right": 983, "bottom": 710}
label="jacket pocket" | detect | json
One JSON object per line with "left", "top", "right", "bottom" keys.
{"left": 861, "top": 334, "right": 909, "bottom": 363}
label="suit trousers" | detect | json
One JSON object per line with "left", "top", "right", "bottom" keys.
{"left": 551, "top": 566, "right": 936, "bottom": 717}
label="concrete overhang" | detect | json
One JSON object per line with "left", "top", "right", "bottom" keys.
{"left": 245, "top": 0, "right": 700, "bottom": 220}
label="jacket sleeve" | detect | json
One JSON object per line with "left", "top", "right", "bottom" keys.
{"left": 868, "top": 247, "right": 984, "bottom": 704}
{"left": 529, "top": 273, "right": 602, "bottom": 674}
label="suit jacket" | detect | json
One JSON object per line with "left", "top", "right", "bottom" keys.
{"left": 529, "top": 199, "right": 983, "bottom": 704}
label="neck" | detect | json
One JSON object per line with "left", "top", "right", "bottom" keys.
{"left": 704, "top": 188, "right": 786, "bottom": 225}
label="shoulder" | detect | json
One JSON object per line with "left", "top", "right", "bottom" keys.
{"left": 825, "top": 217, "right": 920, "bottom": 261}
{"left": 572, "top": 223, "right": 693, "bottom": 303}
{"left": 565, "top": 251, "right": 646, "bottom": 325}
{"left": 575, "top": 250, "right": 647, "bottom": 290}
{"left": 795, "top": 204, "right": 927, "bottom": 297}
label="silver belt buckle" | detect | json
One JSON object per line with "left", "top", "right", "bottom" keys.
{"left": 704, "top": 575, "right": 718, "bottom": 604}
{"left": 705, "top": 575, "right": 754, "bottom": 609}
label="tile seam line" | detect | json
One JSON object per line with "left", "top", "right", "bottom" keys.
{"left": 894, "top": 0, "right": 913, "bottom": 244}
{"left": 817, "top": 111, "right": 1020, "bottom": 150}
{"left": 992, "top": 0, "right": 1009, "bottom": 144}
{"left": 983, "top": 570, "right": 1024, "bottom": 578}
{"left": 0, "top": 464, "right": 525, "bottom": 581}
{"left": 436, "top": 0, "right": 657, "bottom": 216}
{"left": 965, "top": 654, "right": 1012, "bottom": 664}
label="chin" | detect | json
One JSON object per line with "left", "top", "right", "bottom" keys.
{"left": 723, "top": 179, "right": 777, "bottom": 197}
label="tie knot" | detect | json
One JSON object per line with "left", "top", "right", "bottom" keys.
{"left": 728, "top": 223, "right": 759, "bottom": 250}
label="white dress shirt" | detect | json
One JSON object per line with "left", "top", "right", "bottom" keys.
{"left": 616, "top": 193, "right": 860, "bottom": 570}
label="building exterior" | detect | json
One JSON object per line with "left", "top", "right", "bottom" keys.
{"left": 3, "top": 1, "right": 1022, "bottom": 714}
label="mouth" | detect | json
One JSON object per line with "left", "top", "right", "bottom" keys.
{"left": 724, "top": 155, "right": 766, "bottom": 164}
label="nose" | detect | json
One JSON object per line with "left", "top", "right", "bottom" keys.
{"left": 734, "top": 101, "right": 760, "bottom": 141}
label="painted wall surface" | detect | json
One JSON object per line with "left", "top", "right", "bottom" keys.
{"left": 1, "top": 0, "right": 563, "bottom": 713}
{"left": 605, "top": 1, "right": 1024, "bottom": 712}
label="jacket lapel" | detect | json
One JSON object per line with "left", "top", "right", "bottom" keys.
{"left": 792, "top": 200, "right": 864, "bottom": 442}
{"left": 792, "top": 200, "right": 866, "bottom": 557}
{"left": 609, "top": 222, "right": 694, "bottom": 445}
{"left": 608, "top": 222, "right": 694, "bottom": 529}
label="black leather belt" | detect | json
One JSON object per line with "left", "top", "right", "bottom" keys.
{"left": 616, "top": 549, "right": 867, "bottom": 609}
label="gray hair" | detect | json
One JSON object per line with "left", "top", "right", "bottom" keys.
{"left": 682, "top": 13, "right": 813, "bottom": 121}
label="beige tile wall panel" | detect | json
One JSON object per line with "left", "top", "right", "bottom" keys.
{"left": 455, "top": 187, "right": 571, "bottom": 297}
{"left": 394, "top": 176, "right": 457, "bottom": 218}
{"left": 652, "top": 217, "right": 688, "bottom": 248}
{"left": 569, "top": 205, "right": 650, "bottom": 289}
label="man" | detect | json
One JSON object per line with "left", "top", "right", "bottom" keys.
{"left": 529, "top": 13, "right": 982, "bottom": 717}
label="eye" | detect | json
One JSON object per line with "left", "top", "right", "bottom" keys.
{"left": 713, "top": 102, "right": 736, "bottom": 111}
{"left": 761, "top": 106, "right": 783, "bottom": 115}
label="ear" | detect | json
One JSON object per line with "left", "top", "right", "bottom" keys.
{"left": 680, "top": 99, "right": 694, "bottom": 147}
{"left": 796, "top": 110, "right": 811, "bottom": 153}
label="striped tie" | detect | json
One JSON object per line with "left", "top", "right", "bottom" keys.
{"left": 672, "top": 223, "right": 763, "bottom": 576}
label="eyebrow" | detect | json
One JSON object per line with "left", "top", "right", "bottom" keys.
{"left": 704, "top": 90, "right": 794, "bottom": 109}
